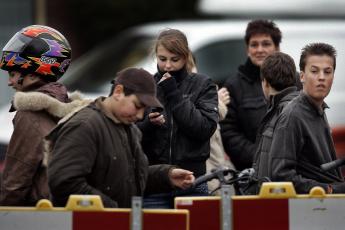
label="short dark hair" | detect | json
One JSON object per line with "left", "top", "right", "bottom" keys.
{"left": 299, "top": 43, "right": 337, "bottom": 71}
{"left": 245, "top": 19, "right": 282, "bottom": 47}
{"left": 261, "top": 52, "right": 296, "bottom": 91}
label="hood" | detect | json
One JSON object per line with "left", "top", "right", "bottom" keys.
{"left": 13, "top": 89, "right": 91, "bottom": 119}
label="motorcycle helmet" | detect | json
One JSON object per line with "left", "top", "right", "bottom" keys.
{"left": 0, "top": 25, "right": 72, "bottom": 81}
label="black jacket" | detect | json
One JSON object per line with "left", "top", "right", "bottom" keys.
{"left": 253, "top": 87, "right": 299, "bottom": 183}
{"left": 269, "top": 92, "right": 344, "bottom": 193}
{"left": 137, "top": 68, "right": 218, "bottom": 177}
{"left": 220, "top": 59, "right": 267, "bottom": 170}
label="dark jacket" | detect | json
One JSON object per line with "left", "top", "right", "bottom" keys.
{"left": 47, "top": 98, "right": 174, "bottom": 208}
{"left": 220, "top": 59, "right": 267, "bottom": 170}
{"left": 253, "top": 87, "right": 299, "bottom": 183}
{"left": 0, "top": 82, "right": 75, "bottom": 206}
{"left": 137, "top": 68, "right": 218, "bottom": 177}
{"left": 269, "top": 92, "right": 344, "bottom": 193}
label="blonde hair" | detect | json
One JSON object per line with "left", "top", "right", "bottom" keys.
{"left": 154, "top": 28, "right": 195, "bottom": 73}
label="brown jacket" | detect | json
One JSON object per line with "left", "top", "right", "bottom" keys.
{"left": 0, "top": 83, "right": 86, "bottom": 206}
{"left": 46, "top": 98, "right": 173, "bottom": 208}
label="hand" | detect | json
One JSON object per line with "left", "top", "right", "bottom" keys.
{"left": 169, "top": 168, "right": 195, "bottom": 190}
{"left": 331, "top": 182, "right": 345, "bottom": 194}
{"left": 158, "top": 72, "right": 172, "bottom": 84}
{"left": 149, "top": 112, "right": 165, "bottom": 126}
{"left": 218, "top": 87, "right": 230, "bottom": 105}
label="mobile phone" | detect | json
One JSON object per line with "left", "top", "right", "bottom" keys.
{"left": 151, "top": 107, "right": 163, "bottom": 113}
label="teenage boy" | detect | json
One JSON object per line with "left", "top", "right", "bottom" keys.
{"left": 269, "top": 43, "right": 345, "bottom": 194}
{"left": 46, "top": 67, "right": 195, "bottom": 207}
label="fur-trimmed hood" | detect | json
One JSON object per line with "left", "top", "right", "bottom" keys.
{"left": 13, "top": 91, "right": 92, "bottom": 119}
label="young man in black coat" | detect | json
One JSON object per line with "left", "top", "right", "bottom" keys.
{"left": 248, "top": 52, "right": 299, "bottom": 194}
{"left": 269, "top": 43, "right": 345, "bottom": 194}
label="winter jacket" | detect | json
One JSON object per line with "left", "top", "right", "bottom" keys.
{"left": 137, "top": 68, "right": 218, "bottom": 177}
{"left": 46, "top": 97, "right": 174, "bottom": 208}
{"left": 0, "top": 82, "right": 84, "bottom": 206}
{"left": 252, "top": 87, "right": 299, "bottom": 188}
{"left": 220, "top": 59, "right": 267, "bottom": 170}
{"left": 269, "top": 92, "right": 344, "bottom": 193}
{"left": 220, "top": 59, "right": 302, "bottom": 171}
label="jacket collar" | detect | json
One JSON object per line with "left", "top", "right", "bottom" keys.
{"left": 157, "top": 66, "right": 188, "bottom": 83}
{"left": 238, "top": 58, "right": 261, "bottom": 83}
{"left": 94, "top": 97, "right": 121, "bottom": 124}
{"left": 269, "top": 86, "right": 298, "bottom": 108}
{"left": 300, "top": 92, "right": 329, "bottom": 116}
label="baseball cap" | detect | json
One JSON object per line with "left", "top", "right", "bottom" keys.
{"left": 113, "top": 67, "right": 163, "bottom": 109}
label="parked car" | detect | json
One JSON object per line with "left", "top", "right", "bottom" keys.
{"left": 1, "top": 19, "right": 345, "bottom": 170}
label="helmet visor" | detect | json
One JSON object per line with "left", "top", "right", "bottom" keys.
{"left": 3, "top": 32, "right": 32, "bottom": 53}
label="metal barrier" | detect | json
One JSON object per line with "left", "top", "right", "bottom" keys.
{"left": 175, "top": 182, "right": 345, "bottom": 230}
{"left": 2, "top": 182, "right": 345, "bottom": 230}
{"left": 0, "top": 195, "right": 189, "bottom": 230}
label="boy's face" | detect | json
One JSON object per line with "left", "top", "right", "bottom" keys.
{"left": 111, "top": 86, "right": 146, "bottom": 124}
{"left": 247, "top": 33, "right": 279, "bottom": 67}
{"left": 7, "top": 71, "right": 41, "bottom": 92}
{"left": 7, "top": 71, "right": 23, "bottom": 92}
{"left": 301, "top": 54, "right": 335, "bottom": 105}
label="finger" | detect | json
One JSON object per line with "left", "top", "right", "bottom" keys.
{"left": 163, "top": 72, "right": 172, "bottom": 78}
{"left": 149, "top": 112, "right": 160, "bottom": 118}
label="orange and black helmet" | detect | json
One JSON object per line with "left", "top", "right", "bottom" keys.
{"left": 0, "top": 25, "right": 71, "bottom": 81}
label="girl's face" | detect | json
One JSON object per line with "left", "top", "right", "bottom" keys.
{"left": 156, "top": 45, "right": 186, "bottom": 72}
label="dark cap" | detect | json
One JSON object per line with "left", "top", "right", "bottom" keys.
{"left": 114, "top": 67, "right": 163, "bottom": 108}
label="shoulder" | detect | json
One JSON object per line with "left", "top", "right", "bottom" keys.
{"left": 223, "top": 70, "right": 244, "bottom": 90}
{"left": 65, "top": 105, "right": 102, "bottom": 127}
{"left": 189, "top": 73, "right": 217, "bottom": 90}
{"left": 47, "top": 104, "right": 102, "bottom": 142}
{"left": 277, "top": 97, "right": 303, "bottom": 127}
{"left": 51, "top": 104, "right": 100, "bottom": 135}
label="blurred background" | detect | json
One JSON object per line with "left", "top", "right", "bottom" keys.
{"left": 1, "top": 0, "right": 345, "bottom": 106}
{"left": 0, "top": 0, "right": 205, "bottom": 106}
{"left": 1, "top": 0, "right": 345, "bottom": 165}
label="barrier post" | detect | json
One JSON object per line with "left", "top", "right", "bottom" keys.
{"left": 221, "top": 185, "right": 232, "bottom": 230}
{"left": 131, "top": 196, "right": 142, "bottom": 230}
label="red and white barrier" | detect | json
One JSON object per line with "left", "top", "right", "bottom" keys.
{"left": 0, "top": 195, "right": 189, "bottom": 230}
{"left": 175, "top": 182, "right": 345, "bottom": 230}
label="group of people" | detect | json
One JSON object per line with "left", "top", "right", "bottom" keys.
{"left": 0, "top": 18, "right": 344, "bottom": 208}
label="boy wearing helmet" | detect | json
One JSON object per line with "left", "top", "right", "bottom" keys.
{"left": 0, "top": 25, "right": 80, "bottom": 206}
